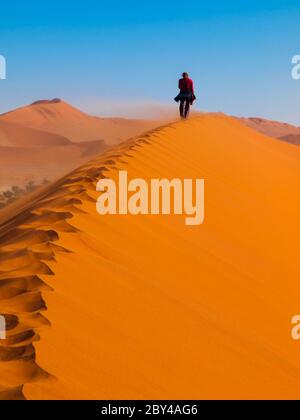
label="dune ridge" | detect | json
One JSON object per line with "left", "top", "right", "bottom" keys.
{"left": 1, "top": 115, "right": 300, "bottom": 399}
{"left": 0, "top": 124, "right": 165, "bottom": 399}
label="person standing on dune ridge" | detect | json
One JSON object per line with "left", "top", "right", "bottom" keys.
{"left": 174, "top": 72, "right": 196, "bottom": 119}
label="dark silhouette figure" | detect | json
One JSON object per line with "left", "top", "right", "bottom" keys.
{"left": 174, "top": 72, "right": 196, "bottom": 119}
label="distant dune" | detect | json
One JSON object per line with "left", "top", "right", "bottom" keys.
{"left": 1, "top": 115, "right": 300, "bottom": 400}
{"left": 239, "top": 116, "right": 300, "bottom": 143}
{"left": 0, "top": 120, "right": 71, "bottom": 148}
{"left": 279, "top": 134, "right": 300, "bottom": 146}
{"left": 0, "top": 99, "right": 161, "bottom": 145}
{"left": 0, "top": 99, "right": 162, "bottom": 188}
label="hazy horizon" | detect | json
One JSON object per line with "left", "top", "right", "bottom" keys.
{"left": 0, "top": 96, "right": 299, "bottom": 127}
{"left": 1, "top": 1, "right": 300, "bottom": 124}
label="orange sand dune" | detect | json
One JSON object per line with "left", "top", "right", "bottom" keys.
{"left": 0, "top": 99, "right": 161, "bottom": 145}
{"left": 1, "top": 115, "right": 300, "bottom": 400}
{"left": 0, "top": 120, "right": 71, "bottom": 148}
{"left": 0, "top": 99, "right": 162, "bottom": 188}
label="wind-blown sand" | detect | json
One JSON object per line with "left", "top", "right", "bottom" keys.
{"left": 1, "top": 114, "right": 300, "bottom": 400}
{"left": 0, "top": 99, "right": 161, "bottom": 145}
{"left": 0, "top": 100, "right": 162, "bottom": 188}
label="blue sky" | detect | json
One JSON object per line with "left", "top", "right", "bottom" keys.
{"left": 1, "top": 0, "right": 300, "bottom": 123}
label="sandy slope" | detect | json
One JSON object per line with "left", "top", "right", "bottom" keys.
{"left": 1, "top": 115, "right": 300, "bottom": 400}
{"left": 0, "top": 99, "right": 160, "bottom": 145}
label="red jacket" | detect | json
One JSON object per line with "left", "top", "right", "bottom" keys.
{"left": 179, "top": 78, "right": 194, "bottom": 94}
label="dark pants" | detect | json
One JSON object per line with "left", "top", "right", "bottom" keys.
{"left": 179, "top": 99, "right": 190, "bottom": 119}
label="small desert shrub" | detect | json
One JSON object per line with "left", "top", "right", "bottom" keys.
{"left": 0, "top": 179, "right": 51, "bottom": 210}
